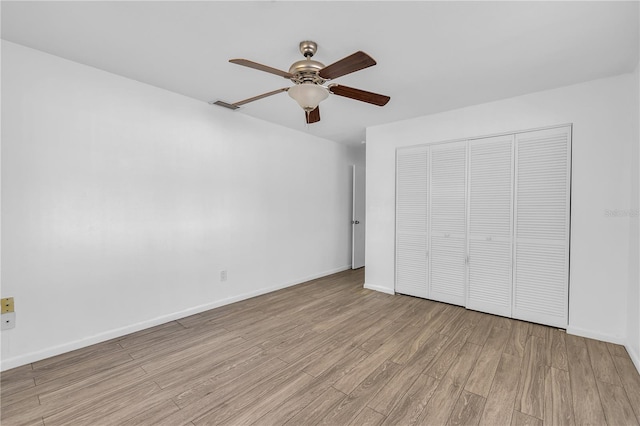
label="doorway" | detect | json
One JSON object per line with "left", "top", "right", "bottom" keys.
{"left": 352, "top": 165, "right": 365, "bottom": 269}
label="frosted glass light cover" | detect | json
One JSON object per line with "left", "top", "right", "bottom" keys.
{"left": 288, "top": 84, "right": 329, "bottom": 111}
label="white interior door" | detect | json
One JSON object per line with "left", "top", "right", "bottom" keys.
{"left": 466, "top": 135, "right": 514, "bottom": 317}
{"left": 395, "top": 146, "right": 429, "bottom": 297}
{"left": 429, "top": 141, "right": 467, "bottom": 306}
{"left": 352, "top": 165, "right": 366, "bottom": 269}
{"left": 513, "top": 126, "right": 571, "bottom": 327}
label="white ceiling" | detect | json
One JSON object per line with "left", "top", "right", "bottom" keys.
{"left": 2, "top": 1, "right": 638, "bottom": 146}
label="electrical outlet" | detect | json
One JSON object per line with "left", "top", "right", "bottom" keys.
{"left": 1, "top": 312, "right": 15, "bottom": 330}
{"left": 220, "top": 270, "right": 227, "bottom": 282}
{"left": 1, "top": 297, "right": 14, "bottom": 313}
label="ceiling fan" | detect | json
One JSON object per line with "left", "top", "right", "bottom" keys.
{"left": 212, "top": 41, "right": 390, "bottom": 124}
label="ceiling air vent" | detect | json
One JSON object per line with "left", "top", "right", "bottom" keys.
{"left": 209, "top": 100, "right": 240, "bottom": 110}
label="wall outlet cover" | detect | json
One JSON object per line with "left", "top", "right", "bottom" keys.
{"left": 1, "top": 312, "right": 16, "bottom": 330}
{"left": 1, "top": 297, "right": 14, "bottom": 313}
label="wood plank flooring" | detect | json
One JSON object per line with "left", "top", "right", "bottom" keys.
{"left": 2, "top": 268, "right": 639, "bottom": 425}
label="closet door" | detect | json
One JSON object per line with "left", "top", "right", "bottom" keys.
{"left": 429, "top": 141, "right": 467, "bottom": 306}
{"left": 513, "top": 126, "right": 571, "bottom": 327}
{"left": 395, "top": 146, "right": 429, "bottom": 298}
{"left": 466, "top": 135, "right": 514, "bottom": 317}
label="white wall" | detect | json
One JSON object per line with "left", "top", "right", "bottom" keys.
{"left": 366, "top": 72, "right": 638, "bottom": 352}
{"left": 628, "top": 63, "right": 640, "bottom": 370}
{"left": 1, "top": 41, "right": 356, "bottom": 370}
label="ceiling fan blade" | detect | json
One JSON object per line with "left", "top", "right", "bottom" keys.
{"left": 328, "top": 84, "right": 390, "bottom": 106}
{"left": 231, "top": 88, "right": 289, "bottom": 107}
{"left": 319, "top": 51, "right": 377, "bottom": 80}
{"left": 229, "top": 59, "right": 293, "bottom": 79}
{"left": 306, "top": 107, "right": 321, "bottom": 124}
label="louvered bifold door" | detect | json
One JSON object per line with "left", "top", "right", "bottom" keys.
{"left": 466, "top": 135, "right": 514, "bottom": 317}
{"left": 429, "top": 141, "right": 467, "bottom": 306}
{"left": 513, "top": 126, "right": 571, "bottom": 328}
{"left": 395, "top": 146, "right": 429, "bottom": 298}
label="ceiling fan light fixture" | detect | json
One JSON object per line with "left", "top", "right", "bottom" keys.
{"left": 288, "top": 83, "right": 329, "bottom": 112}
{"left": 226, "top": 41, "right": 390, "bottom": 124}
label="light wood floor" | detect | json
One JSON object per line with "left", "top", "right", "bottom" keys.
{"left": 2, "top": 268, "right": 640, "bottom": 425}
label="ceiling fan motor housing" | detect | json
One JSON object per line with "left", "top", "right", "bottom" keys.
{"left": 289, "top": 59, "right": 326, "bottom": 84}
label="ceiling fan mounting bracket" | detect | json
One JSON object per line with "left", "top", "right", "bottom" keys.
{"left": 299, "top": 40, "right": 318, "bottom": 58}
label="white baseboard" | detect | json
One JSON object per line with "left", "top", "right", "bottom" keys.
{"left": 566, "top": 325, "right": 626, "bottom": 345}
{"left": 0, "top": 265, "right": 351, "bottom": 371}
{"left": 363, "top": 282, "right": 395, "bottom": 295}
{"left": 625, "top": 344, "right": 640, "bottom": 374}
